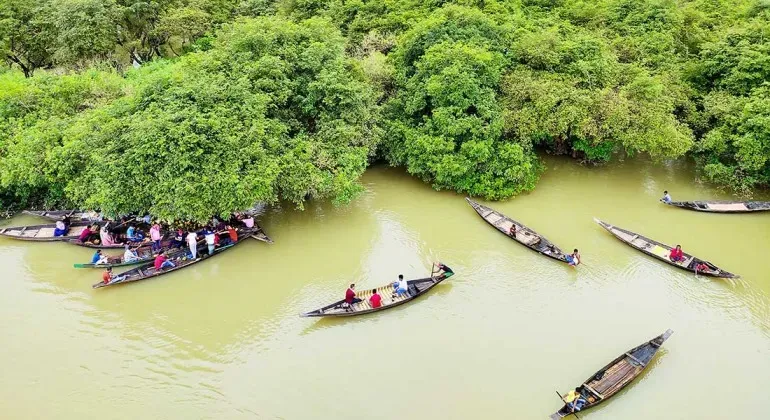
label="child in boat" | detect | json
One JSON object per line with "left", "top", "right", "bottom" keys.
{"left": 566, "top": 249, "right": 581, "bottom": 266}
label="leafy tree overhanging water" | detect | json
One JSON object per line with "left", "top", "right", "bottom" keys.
{"left": 1, "top": 0, "right": 768, "bottom": 221}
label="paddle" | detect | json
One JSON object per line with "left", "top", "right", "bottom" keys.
{"left": 554, "top": 391, "right": 581, "bottom": 419}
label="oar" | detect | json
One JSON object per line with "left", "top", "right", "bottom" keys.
{"left": 554, "top": 391, "right": 581, "bottom": 419}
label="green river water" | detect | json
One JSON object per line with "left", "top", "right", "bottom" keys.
{"left": 1, "top": 156, "right": 769, "bottom": 419}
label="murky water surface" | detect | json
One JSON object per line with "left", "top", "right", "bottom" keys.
{"left": 2, "top": 156, "right": 769, "bottom": 419}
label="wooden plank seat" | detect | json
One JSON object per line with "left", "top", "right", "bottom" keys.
{"left": 625, "top": 352, "right": 645, "bottom": 367}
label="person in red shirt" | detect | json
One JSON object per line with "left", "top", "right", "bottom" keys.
{"left": 369, "top": 289, "right": 382, "bottom": 308}
{"left": 227, "top": 226, "right": 238, "bottom": 243}
{"left": 345, "top": 283, "right": 362, "bottom": 305}
{"left": 669, "top": 245, "right": 684, "bottom": 262}
{"left": 79, "top": 224, "right": 94, "bottom": 243}
{"left": 102, "top": 268, "right": 113, "bottom": 284}
{"left": 154, "top": 251, "right": 176, "bottom": 271}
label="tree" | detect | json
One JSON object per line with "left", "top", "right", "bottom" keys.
{"left": 53, "top": 0, "right": 120, "bottom": 66}
{"left": 385, "top": 6, "right": 541, "bottom": 199}
{"left": 0, "top": 0, "right": 56, "bottom": 77}
{"left": 56, "top": 17, "right": 381, "bottom": 221}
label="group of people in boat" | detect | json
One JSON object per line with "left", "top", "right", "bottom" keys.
{"left": 345, "top": 274, "right": 410, "bottom": 309}
{"left": 342, "top": 265, "right": 450, "bottom": 311}
{"left": 98, "top": 213, "right": 256, "bottom": 284}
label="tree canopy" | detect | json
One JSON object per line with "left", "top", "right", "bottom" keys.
{"left": 1, "top": 0, "right": 769, "bottom": 220}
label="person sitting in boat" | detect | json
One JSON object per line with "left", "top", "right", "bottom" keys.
{"left": 126, "top": 225, "right": 145, "bottom": 242}
{"left": 345, "top": 284, "right": 362, "bottom": 305}
{"left": 241, "top": 214, "right": 255, "bottom": 229}
{"left": 123, "top": 244, "right": 139, "bottom": 263}
{"left": 392, "top": 274, "right": 408, "bottom": 297}
{"left": 154, "top": 251, "right": 176, "bottom": 271}
{"left": 369, "top": 289, "right": 382, "bottom": 308}
{"left": 170, "top": 228, "right": 185, "bottom": 248}
{"left": 91, "top": 250, "right": 110, "bottom": 265}
{"left": 102, "top": 267, "right": 126, "bottom": 285}
{"left": 694, "top": 261, "right": 711, "bottom": 274}
{"left": 508, "top": 224, "right": 517, "bottom": 237}
{"left": 99, "top": 224, "right": 119, "bottom": 246}
{"left": 661, "top": 191, "right": 672, "bottom": 203}
{"left": 563, "top": 387, "right": 587, "bottom": 413}
{"left": 669, "top": 245, "right": 684, "bottom": 262}
{"left": 566, "top": 249, "right": 581, "bottom": 266}
{"left": 54, "top": 217, "right": 69, "bottom": 237}
{"left": 78, "top": 224, "right": 95, "bottom": 243}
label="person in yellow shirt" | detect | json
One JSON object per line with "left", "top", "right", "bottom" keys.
{"left": 564, "top": 387, "right": 587, "bottom": 412}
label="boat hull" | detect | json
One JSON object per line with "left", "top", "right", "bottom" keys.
{"left": 302, "top": 264, "right": 454, "bottom": 318}
{"left": 594, "top": 218, "right": 737, "bottom": 278}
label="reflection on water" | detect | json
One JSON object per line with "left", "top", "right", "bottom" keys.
{"left": 1, "top": 156, "right": 769, "bottom": 419}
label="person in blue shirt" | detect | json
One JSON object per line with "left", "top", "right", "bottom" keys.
{"left": 661, "top": 190, "right": 672, "bottom": 203}
{"left": 91, "top": 250, "right": 109, "bottom": 265}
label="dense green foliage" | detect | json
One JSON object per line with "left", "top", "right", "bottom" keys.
{"left": 1, "top": 0, "right": 769, "bottom": 220}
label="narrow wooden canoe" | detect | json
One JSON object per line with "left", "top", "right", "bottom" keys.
{"left": 550, "top": 329, "right": 673, "bottom": 419}
{"left": 0, "top": 221, "right": 93, "bottom": 242}
{"left": 663, "top": 200, "right": 770, "bottom": 213}
{"left": 594, "top": 218, "right": 737, "bottom": 278}
{"left": 251, "top": 224, "right": 273, "bottom": 244}
{"left": 22, "top": 209, "right": 101, "bottom": 221}
{"left": 92, "top": 228, "right": 257, "bottom": 289}
{"left": 301, "top": 264, "right": 454, "bottom": 317}
{"left": 466, "top": 198, "right": 569, "bottom": 263}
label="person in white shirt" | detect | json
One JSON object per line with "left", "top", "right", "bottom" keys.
{"left": 661, "top": 191, "right": 672, "bottom": 203}
{"left": 123, "top": 245, "right": 139, "bottom": 262}
{"left": 186, "top": 231, "right": 199, "bottom": 259}
{"left": 204, "top": 228, "right": 216, "bottom": 256}
{"left": 392, "top": 274, "right": 408, "bottom": 297}
{"left": 242, "top": 216, "right": 254, "bottom": 228}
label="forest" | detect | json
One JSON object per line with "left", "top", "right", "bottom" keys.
{"left": 1, "top": 0, "right": 768, "bottom": 221}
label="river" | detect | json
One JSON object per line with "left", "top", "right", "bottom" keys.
{"left": 1, "top": 156, "right": 769, "bottom": 419}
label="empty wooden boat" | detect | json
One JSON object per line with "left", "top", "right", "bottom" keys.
{"left": 251, "top": 225, "right": 273, "bottom": 244}
{"left": 301, "top": 263, "right": 454, "bottom": 317}
{"left": 0, "top": 221, "right": 93, "bottom": 242}
{"left": 22, "top": 209, "right": 102, "bottom": 221}
{"left": 663, "top": 199, "right": 770, "bottom": 213}
{"left": 466, "top": 198, "right": 569, "bottom": 263}
{"left": 594, "top": 218, "right": 737, "bottom": 278}
{"left": 550, "top": 329, "right": 673, "bottom": 419}
{"left": 93, "top": 228, "right": 256, "bottom": 289}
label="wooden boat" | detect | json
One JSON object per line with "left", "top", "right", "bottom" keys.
{"left": 550, "top": 329, "right": 673, "bottom": 419}
{"left": 466, "top": 198, "right": 569, "bottom": 263}
{"left": 251, "top": 225, "right": 273, "bottom": 243}
{"left": 663, "top": 200, "right": 770, "bottom": 213}
{"left": 22, "top": 209, "right": 101, "bottom": 221}
{"left": 92, "top": 228, "right": 257, "bottom": 289}
{"left": 301, "top": 263, "right": 454, "bottom": 317}
{"left": 594, "top": 218, "right": 737, "bottom": 278}
{"left": 0, "top": 221, "right": 94, "bottom": 242}
{"left": 26, "top": 208, "right": 274, "bottom": 244}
